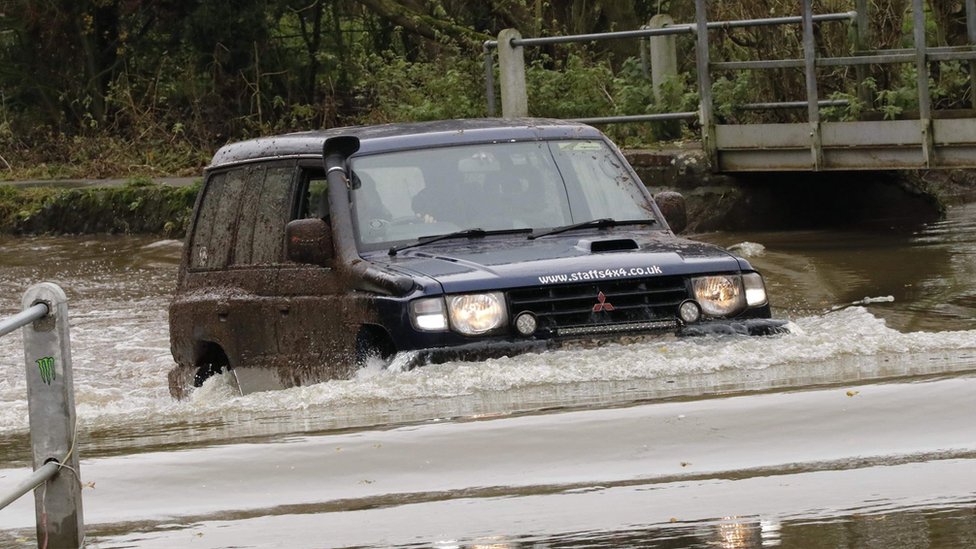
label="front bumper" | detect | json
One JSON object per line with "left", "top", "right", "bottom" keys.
{"left": 399, "top": 318, "right": 791, "bottom": 369}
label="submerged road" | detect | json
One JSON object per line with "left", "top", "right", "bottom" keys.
{"left": 2, "top": 374, "right": 974, "bottom": 547}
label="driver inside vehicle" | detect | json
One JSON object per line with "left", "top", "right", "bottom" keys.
{"left": 410, "top": 168, "right": 479, "bottom": 227}
{"left": 352, "top": 166, "right": 467, "bottom": 244}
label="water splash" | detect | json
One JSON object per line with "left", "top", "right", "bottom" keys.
{"left": 3, "top": 235, "right": 976, "bottom": 456}
{"left": 728, "top": 241, "right": 766, "bottom": 257}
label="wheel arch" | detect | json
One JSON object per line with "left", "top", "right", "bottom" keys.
{"left": 355, "top": 323, "right": 396, "bottom": 364}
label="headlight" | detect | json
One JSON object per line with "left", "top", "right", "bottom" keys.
{"left": 692, "top": 275, "right": 745, "bottom": 317}
{"left": 410, "top": 297, "right": 448, "bottom": 331}
{"left": 448, "top": 292, "right": 507, "bottom": 335}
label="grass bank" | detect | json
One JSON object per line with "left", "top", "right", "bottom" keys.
{"left": 0, "top": 179, "right": 200, "bottom": 237}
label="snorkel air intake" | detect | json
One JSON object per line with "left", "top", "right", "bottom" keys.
{"left": 323, "top": 136, "right": 415, "bottom": 296}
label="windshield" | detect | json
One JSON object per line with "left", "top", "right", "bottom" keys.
{"left": 349, "top": 139, "right": 658, "bottom": 247}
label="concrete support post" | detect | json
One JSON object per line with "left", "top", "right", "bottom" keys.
{"left": 693, "top": 0, "right": 718, "bottom": 170}
{"left": 649, "top": 15, "right": 679, "bottom": 103}
{"left": 497, "top": 29, "right": 528, "bottom": 118}
{"left": 21, "top": 283, "right": 84, "bottom": 548}
{"left": 912, "top": 0, "right": 934, "bottom": 167}
{"left": 802, "top": 0, "right": 824, "bottom": 170}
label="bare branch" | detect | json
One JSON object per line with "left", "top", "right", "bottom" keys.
{"left": 350, "top": 0, "right": 490, "bottom": 48}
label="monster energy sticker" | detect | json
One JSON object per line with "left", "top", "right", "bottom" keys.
{"left": 36, "top": 356, "right": 56, "bottom": 385}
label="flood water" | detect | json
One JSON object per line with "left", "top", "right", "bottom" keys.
{"left": 1, "top": 202, "right": 976, "bottom": 548}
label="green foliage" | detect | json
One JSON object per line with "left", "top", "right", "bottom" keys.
{"left": 526, "top": 54, "right": 615, "bottom": 119}
{"left": 0, "top": 133, "right": 210, "bottom": 181}
{"left": 647, "top": 74, "right": 698, "bottom": 141}
{"left": 610, "top": 58, "right": 654, "bottom": 116}
{"left": 357, "top": 52, "right": 486, "bottom": 122}
{"left": 821, "top": 90, "right": 868, "bottom": 122}
{"left": 806, "top": 59, "right": 972, "bottom": 123}
{"left": 875, "top": 90, "right": 911, "bottom": 120}
{"left": 602, "top": 60, "right": 697, "bottom": 145}
{"left": 930, "top": 61, "right": 973, "bottom": 110}
{"left": 0, "top": 0, "right": 972, "bottom": 178}
{"left": 712, "top": 73, "right": 758, "bottom": 123}
{"left": 0, "top": 181, "right": 201, "bottom": 236}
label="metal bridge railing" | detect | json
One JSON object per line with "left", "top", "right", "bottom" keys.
{"left": 485, "top": 0, "right": 976, "bottom": 172}
{"left": 482, "top": 5, "right": 859, "bottom": 120}
{"left": 0, "top": 283, "right": 84, "bottom": 548}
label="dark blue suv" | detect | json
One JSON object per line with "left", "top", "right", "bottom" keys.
{"left": 169, "top": 119, "right": 783, "bottom": 397}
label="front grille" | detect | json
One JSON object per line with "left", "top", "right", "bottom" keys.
{"left": 508, "top": 276, "right": 689, "bottom": 337}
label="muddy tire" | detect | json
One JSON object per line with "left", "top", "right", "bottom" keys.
{"left": 192, "top": 343, "right": 231, "bottom": 387}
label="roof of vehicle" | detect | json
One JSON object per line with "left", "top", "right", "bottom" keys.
{"left": 208, "top": 118, "right": 605, "bottom": 169}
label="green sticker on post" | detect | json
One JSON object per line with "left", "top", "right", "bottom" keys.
{"left": 36, "top": 356, "right": 56, "bottom": 385}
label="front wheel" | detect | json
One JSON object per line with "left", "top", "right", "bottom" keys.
{"left": 194, "top": 360, "right": 229, "bottom": 387}
{"left": 192, "top": 343, "right": 231, "bottom": 387}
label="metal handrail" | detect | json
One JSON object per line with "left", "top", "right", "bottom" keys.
{"left": 0, "top": 461, "right": 59, "bottom": 511}
{"left": 486, "top": 0, "right": 976, "bottom": 171}
{"left": 0, "top": 302, "right": 47, "bottom": 337}
{"left": 484, "top": 8, "right": 859, "bottom": 121}
{"left": 484, "top": 12, "right": 858, "bottom": 49}
{"left": 570, "top": 112, "right": 698, "bottom": 125}
{"left": 715, "top": 44, "right": 976, "bottom": 71}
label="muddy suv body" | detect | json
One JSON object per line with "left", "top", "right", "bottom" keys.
{"left": 169, "top": 119, "right": 782, "bottom": 397}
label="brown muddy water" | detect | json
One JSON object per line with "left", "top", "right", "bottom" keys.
{"left": 1, "top": 203, "right": 976, "bottom": 548}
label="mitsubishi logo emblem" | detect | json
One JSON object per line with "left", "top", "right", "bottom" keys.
{"left": 592, "top": 291, "right": 615, "bottom": 313}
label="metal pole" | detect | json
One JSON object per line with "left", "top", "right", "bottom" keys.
{"left": 913, "top": 0, "right": 934, "bottom": 167}
{"left": 0, "top": 462, "right": 59, "bottom": 511}
{"left": 640, "top": 27, "right": 650, "bottom": 79}
{"left": 483, "top": 42, "right": 497, "bottom": 117}
{"left": 21, "top": 282, "right": 84, "bottom": 548}
{"left": 966, "top": 0, "right": 976, "bottom": 109}
{"left": 854, "top": 0, "right": 873, "bottom": 108}
{"left": 513, "top": 26, "right": 691, "bottom": 46}
{"left": 802, "top": 0, "right": 823, "bottom": 170}
{"left": 570, "top": 112, "right": 698, "bottom": 125}
{"left": 694, "top": 0, "right": 717, "bottom": 170}
{"left": 739, "top": 99, "right": 850, "bottom": 110}
{"left": 0, "top": 303, "right": 48, "bottom": 338}
{"left": 507, "top": 12, "right": 858, "bottom": 48}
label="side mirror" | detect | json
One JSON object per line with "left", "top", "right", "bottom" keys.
{"left": 654, "top": 191, "right": 687, "bottom": 234}
{"left": 285, "top": 218, "right": 334, "bottom": 265}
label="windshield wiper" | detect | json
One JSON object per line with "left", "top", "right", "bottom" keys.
{"left": 527, "top": 218, "right": 656, "bottom": 240}
{"left": 388, "top": 227, "right": 531, "bottom": 256}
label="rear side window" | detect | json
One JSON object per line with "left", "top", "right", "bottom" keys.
{"left": 189, "top": 164, "right": 296, "bottom": 269}
{"left": 234, "top": 165, "right": 295, "bottom": 265}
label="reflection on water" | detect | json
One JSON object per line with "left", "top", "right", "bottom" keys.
{"left": 34, "top": 451, "right": 973, "bottom": 549}
{"left": 482, "top": 505, "right": 976, "bottom": 549}
{"left": 2, "top": 205, "right": 976, "bottom": 547}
